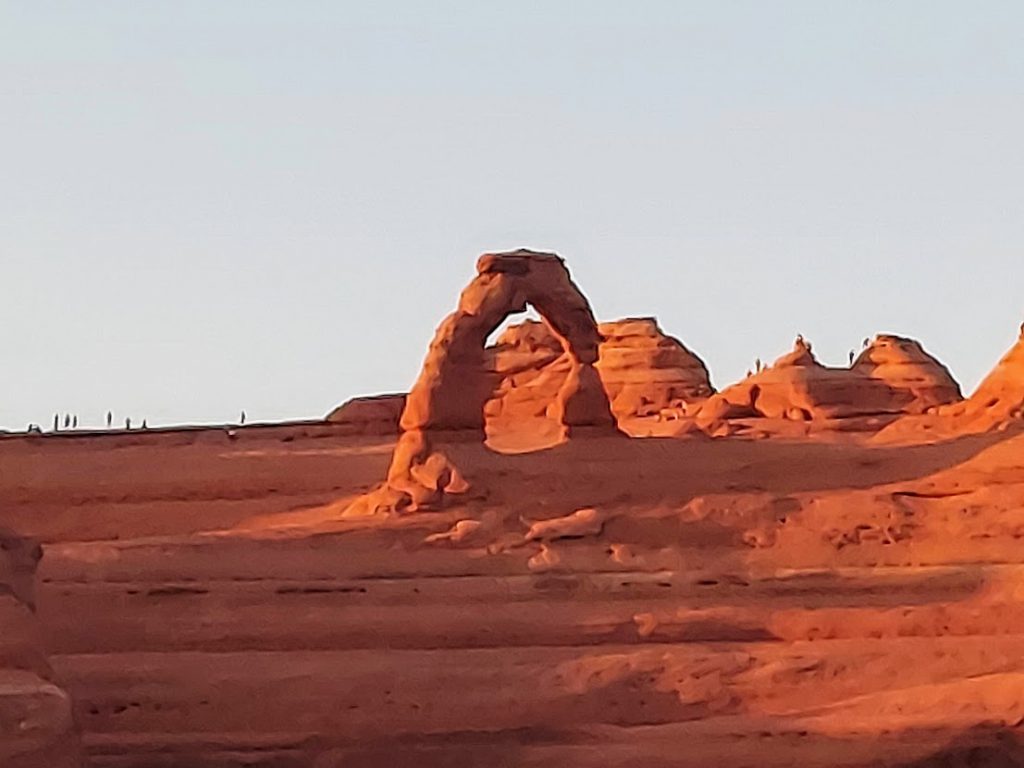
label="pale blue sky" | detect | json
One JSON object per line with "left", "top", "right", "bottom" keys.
{"left": 2, "top": 2, "right": 1023, "bottom": 428}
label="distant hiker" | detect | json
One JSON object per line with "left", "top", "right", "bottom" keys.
{"left": 848, "top": 350, "right": 855, "bottom": 365}
{"left": 862, "top": 337, "right": 870, "bottom": 349}
{"left": 125, "top": 417, "right": 131, "bottom": 430}
{"left": 72, "top": 415, "right": 78, "bottom": 429}
{"left": 63, "top": 413, "right": 70, "bottom": 429}
{"left": 53, "top": 413, "right": 59, "bottom": 431}
{"left": 106, "top": 411, "right": 113, "bottom": 428}
{"left": 142, "top": 419, "right": 148, "bottom": 430}
{"left": 754, "top": 358, "right": 762, "bottom": 373}
{"left": 240, "top": 410, "right": 246, "bottom": 425}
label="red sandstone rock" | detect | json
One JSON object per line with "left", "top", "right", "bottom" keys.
{"left": 400, "top": 250, "right": 615, "bottom": 434}
{"left": 325, "top": 394, "right": 407, "bottom": 434}
{"left": 944, "top": 324, "right": 1024, "bottom": 430}
{"left": 351, "top": 250, "right": 619, "bottom": 515}
{"left": 486, "top": 317, "right": 713, "bottom": 424}
{"left": 596, "top": 318, "right": 714, "bottom": 417}
{"left": 853, "top": 335, "right": 962, "bottom": 413}
{"left": 694, "top": 338, "right": 914, "bottom": 429}
{"left": 0, "top": 529, "right": 80, "bottom": 768}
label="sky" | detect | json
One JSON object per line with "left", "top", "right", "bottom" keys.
{"left": 1, "top": 1, "right": 1023, "bottom": 429}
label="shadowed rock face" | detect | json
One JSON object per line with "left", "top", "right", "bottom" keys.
{"left": 1, "top": 528, "right": 80, "bottom": 768}
{"left": 346, "top": 250, "right": 619, "bottom": 516}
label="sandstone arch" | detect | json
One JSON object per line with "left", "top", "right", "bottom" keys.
{"left": 400, "top": 249, "right": 616, "bottom": 434}
{"left": 345, "top": 249, "right": 618, "bottom": 516}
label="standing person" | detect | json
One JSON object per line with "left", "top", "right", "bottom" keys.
{"left": 125, "top": 417, "right": 131, "bottom": 430}
{"left": 72, "top": 415, "right": 78, "bottom": 429}
{"left": 106, "top": 411, "right": 113, "bottom": 428}
{"left": 848, "top": 350, "right": 855, "bottom": 365}
{"left": 53, "top": 413, "right": 59, "bottom": 432}
{"left": 240, "top": 410, "right": 246, "bottom": 425}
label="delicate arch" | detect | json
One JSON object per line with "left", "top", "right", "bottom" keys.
{"left": 399, "top": 249, "right": 616, "bottom": 434}
{"left": 345, "top": 249, "right": 618, "bottom": 517}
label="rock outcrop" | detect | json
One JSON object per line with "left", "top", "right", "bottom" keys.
{"left": 942, "top": 323, "right": 1024, "bottom": 430}
{"left": 694, "top": 337, "right": 924, "bottom": 430}
{"left": 853, "top": 334, "right": 962, "bottom": 413}
{"left": 347, "top": 250, "right": 619, "bottom": 516}
{"left": 0, "top": 528, "right": 79, "bottom": 768}
{"left": 597, "top": 318, "right": 714, "bottom": 417}
{"left": 485, "top": 317, "right": 713, "bottom": 424}
{"left": 326, "top": 394, "right": 407, "bottom": 435}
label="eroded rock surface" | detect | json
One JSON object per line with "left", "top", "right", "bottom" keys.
{"left": 485, "top": 317, "right": 713, "bottom": 424}
{"left": 853, "top": 334, "right": 962, "bottom": 413}
{"left": 694, "top": 336, "right": 960, "bottom": 434}
{"left": 349, "top": 250, "right": 619, "bottom": 516}
{"left": 0, "top": 528, "right": 79, "bottom": 768}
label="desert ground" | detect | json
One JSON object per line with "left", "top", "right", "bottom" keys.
{"left": 4, "top": 250, "right": 1024, "bottom": 767}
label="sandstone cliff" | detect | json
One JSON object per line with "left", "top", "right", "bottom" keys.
{"left": 0, "top": 528, "right": 79, "bottom": 768}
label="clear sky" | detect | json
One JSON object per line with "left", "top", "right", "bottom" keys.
{"left": 2, "top": 2, "right": 1023, "bottom": 429}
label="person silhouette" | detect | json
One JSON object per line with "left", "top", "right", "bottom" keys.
{"left": 106, "top": 411, "right": 113, "bottom": 428}
{"left": 848, "top": 350, "right": 855, "bottom": 365}
{"left": 240, "top": 410, "right": 246, "bottom": 425}
{"left": 125, "top": 417, "right": 131, "bottom": 430}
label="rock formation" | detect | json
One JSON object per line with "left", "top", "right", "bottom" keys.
{"left": 943, "top": 323, "right": 1024, "bottom": 430}
{"left": 853, "top": 334, "right": 962, "bottom": 413}
{"left": 485, "top": 317, "right": 713, "bottom": 425}
{"left": 694, "top": 336, "right": 943, "bottom": 431}
{"left": 326, "top": 393, "right": 407, "bottom": 435}
{"left": 0, "top": 528, "right": 80, "bottom": 767}
{"left": 597, "top": 318, "right": 714, "bottom": 417}
{"left": 347, "top": 250, "right": 619, "bottom": 515}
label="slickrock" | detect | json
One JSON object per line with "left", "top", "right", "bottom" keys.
{"left": 325, "top": 393, "right": 407, "bottom": 435}
{"left": 348, "top": 250, "right": 619, "bottom": 516}
{"left": 853, "top": 334, "right": 962, "bottom": 413}
{"left": 695, "top": 336, "right": 959, "bottom": 433}
{"left": 0, "top": 528, "right": 80, "bottom": 768}
{"left": 948, "top": 323, "right": 1024, "bottom": 430}
{"left": 486, "top": 317, "right": 713, "bottom": 425}
{"left": 596, "top": 317, "right": 714, "bottom": 417}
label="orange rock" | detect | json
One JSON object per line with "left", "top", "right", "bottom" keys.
{"left": 400, "top": 250, "right": 615, "bottom": 434}
{"left": 485, "top": 316, "right": 713, "bottom": 424}
{"left": 945, "top": 323, "right": 1024, "bottom": 430}
{"left": 0, "top": 528, "right": 80, "bottom": 767}
{"left": 695, "top": 335, "right": 958, "bottom": 431}
{"left": 325, "top": 393, "right": 407, "bottom": 434}
{"left": 348, "top": 250, "right": 619, "bottom": 516}
{"left": 853, "top": 335, "right": 962, "bottom": 413}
